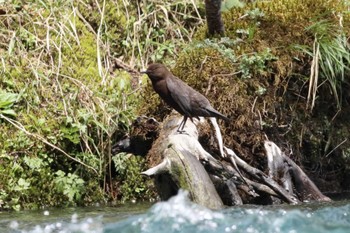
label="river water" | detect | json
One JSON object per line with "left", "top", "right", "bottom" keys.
{"left": 1, "top": 190, "right": 350, "bottom": 233}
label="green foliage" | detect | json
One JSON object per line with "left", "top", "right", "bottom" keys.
{"left": 112, "top": 152, "right": 129, "bottom": 175}
{"left": 0, "top": 90, "right": 19, "bottom": 117}
{"left": 77, "top": 0, "right": 204, "bottom": 67}
{"left": 194, "top": 37, "right": 239, "bottom": 63}
{"left": 297, "top": 19, "right": 350, "bottom": 108}
{"left": 54, "top": 170, "right": 85, "bottom": 203}
{"left": 221, "top": 0, "right": 245, "bottom": 12}
{"left": 0, "top": 152, "right": 53, "bottom": 210}
{"left": 246, "top": 8, "right": 265, "bottom": 20}
{"left": 217, "top": 0, "right": 350, "bottom": 105}
{"left": 0, "top": 0, "right": 149, "bottom": 209}
{"left": 239, "top": 48, "right": 277, "bottom": 78}
{"left": 2, "top": 0, "right": 347, "bottom": 210}
{"left": 1, "top": 0, "right": 202, "bottom": 210}
{"left": 113, "top": 153, "right": 153, "bottom": 202}
{"left": 192, "top": 38, "right": 277, "bottom": 78}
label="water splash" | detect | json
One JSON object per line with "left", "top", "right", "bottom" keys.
{"left": 105, "top": 191, "right": 350, "bottom": 233}
{"left": 2, "top": 190, "right": 350, "bottom": 233}
{"left": 105, "top": 189, "right": 224, "bottom": 233}
{"left": 9, "top": 215, "right": 103, "bottom": 233}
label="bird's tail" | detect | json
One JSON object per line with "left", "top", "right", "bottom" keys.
{"left": 207, "top": 107, "right": 230, "bottom": 121}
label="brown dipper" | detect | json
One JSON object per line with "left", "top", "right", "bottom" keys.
{"left": 142, "top": 63, "right": 229, "bottom": 132}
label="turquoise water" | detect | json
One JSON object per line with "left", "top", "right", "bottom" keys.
{"left": 1, "top": 190, "right": 350, "bottom": 233}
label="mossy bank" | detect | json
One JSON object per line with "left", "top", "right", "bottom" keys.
{"left": 143, "top": 0, "right": 350, "bottom": 193}
{"left": 1, "top": 0, "right": 349, "bottom": 209}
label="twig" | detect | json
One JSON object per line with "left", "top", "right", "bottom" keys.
{"left": 251, "top": 96, "right": 258, "bottom": 113}
{"left": 307, "top": 37, "right": 320, "bottom": 111}
{"left": 96, "top": 0, "right": 106, "bottom": 83}
{"left": 325, "top": 139, "right": 347, "bottom": 158}
{"left": 331, "top": 108, "right": 341, "bottom": 123}
{"left": 199, "top": 55, "right": 208, "bottom": 81}
{"left": 0, "top": 114, "right": 98, "bottom": 175}
{"left": 205, "top": 71, "right": 240, "bottom": 96}
{"left": 189, "top": 0, "right": 204, "bottom": 24}
{"left": 113, "top": 57, "right": 140, "bottom": 75}
{"left": 55, "top": 25, "right": 68, "bottom": 116}
{"left": 211, "top": 71, "right": 241, "bottom": 78}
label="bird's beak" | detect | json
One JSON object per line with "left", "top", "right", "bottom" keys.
{"left": 140, "top": 70, "right": 147, "bottom": 74}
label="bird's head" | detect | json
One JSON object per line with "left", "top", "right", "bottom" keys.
{"left": 141, "top": 63, "right": 170, "bottom": 81}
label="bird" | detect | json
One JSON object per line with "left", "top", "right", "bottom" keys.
{"left": 142, "top": 63, "right": 229, "bottom": 133}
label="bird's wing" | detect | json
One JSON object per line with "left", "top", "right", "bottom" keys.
{"left": 205, "top": 105, "right": 230, "bottom": 121}
{"left": 191, "top": 92, "right": 229, "bottom": 120}
{"left": 166, "top": 75, "right": 192, "bottom": 116}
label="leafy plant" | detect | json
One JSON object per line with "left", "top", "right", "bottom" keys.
{"left": 54, "top": 170, "right": 85, "bottom": 203}
{"left": 192, "top": 38, "right": 277, "bottom": 78}
{"left": 112, "top": 153, "right": 153, "bottom": 202}
{"left": 117, "top": 154, "right": 152, "bottom": 202}
{"left": 239, "top": 48, "right": 277, "bottom": 78}
{"left": 296, "top": 19, "right": 350, "bottom": 110}
{"left": 0, "top": 91, "right": 19, "bottom": 117}
{"left": 246, "top": 8, "right": 265, "bottom": 20}
{"left": 0, "top": 151, "right": 59, "bottom": 210}
{"left": 78, "top": 0, "right": 204, "bottom": 67}
{"left": 194, "top": 37, "right": 239, "bottom": 62}
{"left": 112, "top": 152, "right": 130, "bottom": 176}
{"left": 0, "top": 0, "right": 143, "bottom": 209}
{"left": 221, "top": 0, "right": 245, "bottom": 12}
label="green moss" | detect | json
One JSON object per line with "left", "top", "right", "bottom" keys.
{"left": 76, "top": 0, "right": 136, "bottom": 58}
{"left": 142, "top": 0, "right": 350, "bottom": 177}
{"left": 0, "top": 0, "right": 145, "bottom": 210}
{"left": 170, "top": 158, "right": 192, "bottom": 191}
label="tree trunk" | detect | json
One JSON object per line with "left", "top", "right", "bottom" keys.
{"left": 205, "top": 0, "right": 225, "bottom": 36}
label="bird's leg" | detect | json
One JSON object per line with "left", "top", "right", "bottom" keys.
{"left": 189, "top": 117, "right": 199, "bottom": 123}
{"left": 177, "top": 116, "right": 188, "bottom": 133}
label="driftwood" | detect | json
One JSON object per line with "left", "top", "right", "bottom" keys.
{"left": 142, "top": 114, "right": 223, "bottom": 209}
{"left": 142, "top": 113, "right": 331, "bottom": 208}
{"left": 264, "top": 141, "right": 331, "bottom": 202}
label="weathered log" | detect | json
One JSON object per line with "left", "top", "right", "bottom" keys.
{"left": 142, "top": 114, "right": 223, "bottom": 209}
{"left": 225, "top": 147, "right": 300, "bottom": 204}
{"left": 208, "top": 117, "right": 225, "bottom": 158}
{"left": 143, "top": 114, "right": 286, "bottom": 205}
{"left": 266, "top": 141, "right": 294, "bottom": 194}
{"left": 142, "top": 112, "right": 330, "bottom": 207}
{"left": 264, "top": 141, "right": 331, "bottom": 202}
{"left": 210, "top": 175, "right": 243, "bottom": 205}
{"left": 205, "top": 158, "right": 259, "bottom": 202}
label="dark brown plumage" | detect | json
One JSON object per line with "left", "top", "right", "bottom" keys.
{"left": 142, "top": 63, "right": 229, "bottom": 132}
